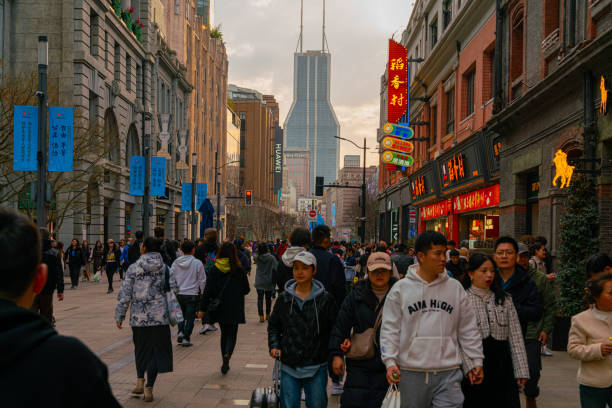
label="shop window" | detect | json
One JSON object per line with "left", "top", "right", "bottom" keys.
{"left": 446, "top": 87, "right": 455, "bottom": 134}
{"left": 458, "top": 210, "right": 500, "bottom": 249}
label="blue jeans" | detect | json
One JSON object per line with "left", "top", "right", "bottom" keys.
{"left": 580, "top": 384, "right": 612, "bottom": 408}
{"left": 177, "top": 294, "right": 198, "bottom": 341}
{"left": 280, "top": 365, "right": 328, "bottom": 408}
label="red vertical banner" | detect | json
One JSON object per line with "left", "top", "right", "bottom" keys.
{"left": 387, "top": 40, "right": 408, "bottom": 124}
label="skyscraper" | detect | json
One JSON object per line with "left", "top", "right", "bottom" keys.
{"left": 283, "top": 0, "right": 340, "bottom": 196}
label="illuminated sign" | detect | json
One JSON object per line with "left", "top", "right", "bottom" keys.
{"left": 436, "top": 135, "right": 488, "bottom": 194}
{"left": 420, "top": 199, "right": 452, "bottom": 221}
{"left": 383, "top": 122, "right": 414, "bottom": 139}
{"left": 382, "top": 151, "right": 414, "bottom": 168}
{"left": 387, "top": 40, "right": 408, "bottom": 124}
{"left": 453, "top": 184, "right": 500, "bottom": 214}
{"left": 601, "top": 75, "right": 608, "bottom": 115}
{"left": 552, "top": 149, "right": 575, "bottom": 189}
{"left": 441, "top": 153, "right": 467, "bottom": 186}
{"left": 382, "top": 136, "right": 414, "bottom": 155}
{"left": 412, "top": 175, "right": 425, "bottom": 198}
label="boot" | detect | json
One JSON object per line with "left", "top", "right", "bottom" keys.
{"left": 259, "top": 315, "right": 265, "bottom": 323}
{"left": 131, "top": 378, "right": 144, "bottom": 396}
{"left": 265, "top": 314, "right": 270, "bottom": 321}
{"left": 221, "top": 353, "right": 231, "bottom": 375}
{"left": 144, "top": 386, "right": 154, "bottom": 402}
{"left": 525, "top": 397, "right": 537, "bottom": 408}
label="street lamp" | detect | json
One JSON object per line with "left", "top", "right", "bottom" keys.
{"left": 191, "top": 152, "right": 197, "bottom": 240}
{"left": 36, "top": 36, "right": 48, "bottom": 228}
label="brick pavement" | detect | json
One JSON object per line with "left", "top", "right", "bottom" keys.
{"left": 54, "top": 273, "right": 579, "bottom": 407}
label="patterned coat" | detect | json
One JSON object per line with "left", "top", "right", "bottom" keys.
{"left": 115, "top": 252, "right": 178, "bottom": 327}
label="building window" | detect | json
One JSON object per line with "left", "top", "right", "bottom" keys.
{"left": 544, "top": 0, "right": 560, "bottom": 38}
{"left": 89, "top": 92, "right": 98, "bottom": 129}
{"left": 431, "top": 105, "right": 438, "bottom": 146}
{"left": 483, "top": 49, "right": 494, "bottom": 101}
{"left": 90, "top": 10, "right": 99, "bottom": 56}
{"left": 126, "top": 55, "right": 132, "bottom": 91}
{"left": 510, "top": 8, "right": 524, "bottom": 84}
{"left": 445, "top": 88, "right": 454, "bottom": 134}
{"left": 104, "top": 31, "right": 109, "bottom": 69}
{"left": 136, "top": 64, "right": 142, "bottom": 97}
{"left": 443, "top": 0, "right": 452, "bottom": 30}
{"left": 464, "top": 69, "right": 475, "bottom": 117}
{"left": 430, "top": 16, "right": 438, "bottom": 50}
{"left": 114, "top": 42, "right": 120, "bottom": 82}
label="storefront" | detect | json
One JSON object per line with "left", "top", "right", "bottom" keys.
{"left": 419, "top": 198, "right": 452, "bottom": 239}
{"left": 453, "top": 184, "right": 500, "bottom": 249}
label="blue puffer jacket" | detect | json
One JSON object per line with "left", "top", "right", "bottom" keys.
{"left": 115, "top": 252, "right": 178, "bottom": 327}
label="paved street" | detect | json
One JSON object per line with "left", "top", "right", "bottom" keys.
{"left": 54, "top": 272, "right": 580, "bottom": 408}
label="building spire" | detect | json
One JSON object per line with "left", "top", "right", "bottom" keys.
{"left": 322, "top": 0, "right": 326, "bottom": 52}
{"left": 296, "top": 0, "right": 304, "bottom": 53}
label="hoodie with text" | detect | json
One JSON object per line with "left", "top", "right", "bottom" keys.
{"left": 380, "top": 264, "right": 483, "bottom": 373}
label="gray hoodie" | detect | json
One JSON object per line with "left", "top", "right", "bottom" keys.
{"left": 171, "top": 254, "right": 206, "bottom": 296}
{"left": 254, "top": 252, "right": 278, "bottom": 291}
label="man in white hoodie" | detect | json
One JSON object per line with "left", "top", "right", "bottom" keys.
{"left": 171, "top": 240, "right": 206, "bottom": 347}
{"left": 380, "top": 231, "right": 484, "bottom": 408}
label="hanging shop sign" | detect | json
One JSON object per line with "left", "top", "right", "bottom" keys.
{"left": 436, "top": 133, "right": 488, "bottom": 195}
{"left": 387, "top": 40, "right": 408, "bottom": 124}
{"left": 601, "top": 75, "right": 608, "bottom": 115}
{"left": 420, "top": 198, "right": 452, "bottom": 221}
{"left": 383, "top": 122, "right": 414, "bottom": 139}
{"left": 552, "top": 149, "right": 575, "bottom": 189}
{"left": 453, "top": 184, "right": 500, "bottom": 214}
{"left": 382, "top": 136, "right": 414, "bottom": 154}
{"left": 382, "top": 150, "right": 414, "bottom": 168}
{"left": 410, "top": 165, "right": 439, "bottom": 203}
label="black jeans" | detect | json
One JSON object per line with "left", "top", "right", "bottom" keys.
{"left": 257, "top": 289, "right": 272, "bottom": 317}
{"left": 69, "top": 265, "right": 80, "bottom": 287}
{"left": 220, "top": 323, "right": 239, "bottom": 356}
{"left": 177, "top": 294, "right": 199, "bottom": 341}
{"left": 105, "top": 263, "right": 118, "bottom": 291}
{"left": 524, "top": 339, "right": 542, "bottom": 398}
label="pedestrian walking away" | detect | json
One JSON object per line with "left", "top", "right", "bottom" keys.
{"left": 461, "top": 253, "right": 529, "bottom": 408}
{"left": 115, "top": 236, "right": 178, "bottom": 402}
{"left": 274, "top": 227, "right": 311, "bottom": 293}
{"left": 0, "top": 207, "right": 121, "bottom": 408}
{"left": 380, "top": 231, "right": 484, "bottom": 408}
{"left": 194, "top": 228, "right": 220, "bottom": 335}
{"left": 103, "top": 239, "right": 121, "bottom": 293}
{"left": 198, "top": 242, "right": 250, "bottom": 375}
{"left": 254, "top": 241, "right": 278, "bottom": 322}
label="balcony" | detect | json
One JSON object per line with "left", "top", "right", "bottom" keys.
{"left": 110, "top": 0, "right": 144, "bottom": 43}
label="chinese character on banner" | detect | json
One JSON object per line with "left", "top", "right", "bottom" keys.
{"left": 196, "top": 183, "right": 207, "bottom": 211}
{"left": 13, "top": 106, "right": 38, "bottom": 171}
{"left": 181, "top": 183, "right": 193, "bottom": 211}
{"left": 129, "top": 156, "right": 145, "bottom": 196}
{"left": 387, "top": 40, "right": 408, "bottom": 124}
{"left": 48, "top": 107, "right": 74, "bottom": 172}
{"left": 150, "top": 157, "right": 166, "bottom": 197}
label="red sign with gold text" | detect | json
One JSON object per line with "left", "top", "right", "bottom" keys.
{"left": 382, "top": 136, "right": 414, "bottom": 154}
{"left": 453, "top": 184, "right": 500, "bottom": 214}
{"left": 387, "top": 40, "right": 408, "bottom": 124}
{"left": 420, "top": 199, "right": 452, "bottom": 221}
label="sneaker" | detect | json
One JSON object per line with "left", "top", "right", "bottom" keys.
{"left": 208, "top": 324, "right": 218, "bottom": 331}
{"left": 182, "top": 340, "right": 192, "bottom": 347}
{"left": 177, "top": 332, "right": 183, "bottom": 344}
{"left": 330, "top": 382, "right": 344, "bottom": 395}
{"left": 199, "top": 324, "right": 214, "bottom": 334}
{"left": 542, "top": 345, "right": 553, "bottom": 357}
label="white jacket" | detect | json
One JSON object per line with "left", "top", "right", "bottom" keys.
{"left": 380, "top": 264, "right": 483, "bottom": 372}
{"left": 170, "top": 255, "right": 206, "bottom": 296}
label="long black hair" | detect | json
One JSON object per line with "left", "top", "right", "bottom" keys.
{"left": 216, "top": 242, "right": 242, "bottom": 273}
{"left": 465, "top": 253, "right": 507, "bottom": 305}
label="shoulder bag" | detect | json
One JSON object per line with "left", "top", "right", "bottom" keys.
{"left": 208, "top": 272, "right": 232, "bottom": 313}
{"left": 345, "top": 304, "right": 384, "bottom": 360}
{"left": 164, "top": 265, "right": 184, "bottom": 326}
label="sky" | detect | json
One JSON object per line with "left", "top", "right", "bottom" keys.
{"left": 215, "top": 0, "right": 414, "bottom": 167}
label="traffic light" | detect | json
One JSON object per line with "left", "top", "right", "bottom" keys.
{"left": 245, "top": 190, "right": 252, "bottom": 205}
{"left": 315, "top": 177, "right": 324, "bottom": 196}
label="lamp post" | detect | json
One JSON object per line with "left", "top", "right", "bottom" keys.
{"left": 191, "top": 152, "right": 197, "bottom": 240}
{"left": 36, "top": 36, "right": 48, "bottom": 228}
{"left": 142, "top": 115, "right": 152, "bottom": 237}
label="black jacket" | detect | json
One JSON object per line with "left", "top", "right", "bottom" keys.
{"left": 446, "top": 258, "right": 468, "bottom": 280}
{"left": 238, "top": 247, "right": 252, "bottom": 273}
{"left": 504, "top": 265, "right": 543, "bottom": 335}
{"left": 194, "top": 241, "right": 219, "bottom": 266}
{"left": 127, "top": 239, "right": 142, "bottom": 265}
{"left": 392, "top": 253, "right": 414, "bottom": 277}
{"left": 80, "top": 246, "right": 91, "bottom": 265}
{"left": 274, "top": 261, "right": 293, "bottom": 293}
{"left": 64, "top": 246, "right": 84, "bottom": 269}
{"left": 41, "top": 240, "right": 64, "bottom": 295}
{"left": 329, "top": 278, "right": 397, "bottom": 407}
{"left": 200, "top": 265, "right": 250, "bottom": 324}
{"left": 0, "top": 300, "right": 121, "bottom": 408}
{"left": 268, "top": 280, "right": 338, "bottom": 369}
{"left": 102, "top": 247, "right": 121, "bottom": 267}
{"left": 310, "top": 246, "right": 346, "bottom": 307}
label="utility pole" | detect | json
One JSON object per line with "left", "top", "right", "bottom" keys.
{"left": 191, "top": 153, "right": 197, "bottom": 240}
{"left": 36, "top": 36, "right": 48, "bottom": 228}
{"left": 143, "top": 132, "right": 151, "bottom": 236}
{"left": 361, "top": 137, "right": 367, "bottom": 244}
{"left": 215, "top": 151, "right": 221, "bottom": 233}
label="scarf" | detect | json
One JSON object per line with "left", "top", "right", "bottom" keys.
{"left": 215, "top": 258, "right": 231, "bottom": 273}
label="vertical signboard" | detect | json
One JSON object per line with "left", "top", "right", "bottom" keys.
{"left": 196, "top": 183, "right": 207, "bottom": 211}
{"left": 13, "top": 106, "right": 38, "bottom": 171}
{"left": 150, "top": 157, "right": 166, "bottom": 197}
{"left": 129, "top": 156, "right": 145, "bottom": 196}
{"left": 273, "top": 125, "right": 283, "bottom": 194}
{"left": 387, "top": 40, "right": 408, "bottom": 124}
{"left": 181, "top": 182, "right": 193, "bottom": 211}
{"left": 331, "top": 202, "right": 336, "bottom": 227}
{"left": 48, "top": 107, "right": 74, "bottom": 172}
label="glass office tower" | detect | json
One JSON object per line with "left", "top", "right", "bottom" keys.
{"left": 284, "top": 51, "right": 340, "bottom": 196}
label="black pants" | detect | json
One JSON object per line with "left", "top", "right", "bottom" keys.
{"left": 106, "top": 263, "right": 118, "bottom": 291}
{"left": 220, "top": 323, "right": 239, "bottom": 356}
{"left": 524, "top": 339, "right": 542, "bottom": 398}
{"left": 32, "top": 293, "right": 53, "bottom": 323}
{"left": 177, "top": 295, "right": 199, "bottom": 341}
{"left": 137, "top": 354, "right": 158, "bottom": 387}
{"left": 69, "top": 265, "right": 80, "bottom": 287}
{"left": 257, "top": 289, "right": 272, "bottom": 317}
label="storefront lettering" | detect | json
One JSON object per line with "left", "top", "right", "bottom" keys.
{"left": 420, "top": 199, "right": 450, "bottom": 221}
{"left": 442, "top": 153, "right": 467, "bottom": 186}
{"left": 453, "top": 184, "right": 500, "bottom": 214}
{"left": 412, "top": 175, "right": 426, "bottom": 198}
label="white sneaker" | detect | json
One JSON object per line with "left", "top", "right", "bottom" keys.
{"left": 199, "top": 324, "right": 211, "bottom": 335}
{"left": 542, "top": 345, "right": 553, "bottom": 357}
{"left": 330, "top": 382, "right": 344, "bottom": 395}
{"left": 208, "top": 324, "right": 218, "bottom": 331}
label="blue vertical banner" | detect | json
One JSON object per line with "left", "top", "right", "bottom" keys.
{"left": 150, "top": 157, "right": 167, "bottom": 197}
{"left": 196, "top": 183, "right": 207, "bottom": 211}
{"left": 129, "top": 156, "right": 145, "bottom": 196}
{"left": 181, "top": 182, "right": 193, "bottom": 211}
{"left": 48, "top": 107, "right": 74, "bottom": 172}
{"left": 13, "top": 106, "right": 38, "bottom": 171}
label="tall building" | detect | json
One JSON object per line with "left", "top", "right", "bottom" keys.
{"left": 284, "top": 1, "right": 339, "bottom": 196}
{"left": 344, "top": 155, "right": 361, "bottom": 168}
{"left": 285, "top": 150, "right": 312, "bottom": 201}
{"left": 197, "top": 0, "right": 213, "bottom": 26}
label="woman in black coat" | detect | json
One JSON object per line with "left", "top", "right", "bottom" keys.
{"left": 103, "top": 239, "right": 122, "bottom": 294}
{"left": 64, "top": 239, "right": 84, "bottom": 289}
{"left": 199, "top": 242, "right": 250, "bottom": 375}
{"left": 329, "top": 255, "right": 398, "bottom": 408}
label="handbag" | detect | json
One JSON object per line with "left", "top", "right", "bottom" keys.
{"left": 345, "top": 304, "right": 384, "bottom": 360}
{"left": 381, "top": 384, "right": 401, "bottom": 408}
{"left": 249, "top": 356, "right": 280, "bottom": 407}
{"left": 164, "top": 265, "right": 184, "bottom": 326}
{"left": 208, "top": 273, "right": 232, "bottom": 313}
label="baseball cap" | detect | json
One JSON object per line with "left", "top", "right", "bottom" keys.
{"left": 518, "top": 242, "right": 529, "bottom": 255}
{"left": 367, "top": 252, "right": 392, "bottom": 271}
{"left": 294, "top": 251, "right": 317, "bottom": 267}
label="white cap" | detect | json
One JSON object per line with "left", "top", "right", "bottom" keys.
{"left": 294, "top": 251, "right": 317, "bottom": 267}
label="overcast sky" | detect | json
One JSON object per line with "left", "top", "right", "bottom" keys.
{"left": 215, "top": 0, "right": 414, "bottom": 167}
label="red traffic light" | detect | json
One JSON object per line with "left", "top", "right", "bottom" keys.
{"left": 245, "top": 190, "right": 253, "bottom": 205}
{"left": 246, "top": 190, "right": 252, "bottom": 196}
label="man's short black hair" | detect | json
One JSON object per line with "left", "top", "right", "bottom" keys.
{"left": 495, "top": 236, "right": 519, "bottom": 253}
{"left": 153, "top": 226, "right": 165, "bottom": 239}
{"left": 135, "top": 231, "right": 144, "bottom": 240}
{"left": 290, "top": 228, "right": 311, "bottom": 247}
{"left": 312, "top": 225, "right": 331, "bottom": 245}
{"left": 181, "top": 240, "right": 195, "bottom": 254}
{"left": 448, "top": 240, "right": 456, "bottom": 247}
{"left": 586, "top": 253, "right": 612, "bottom": 278}
{"left": 450, "top": 249, "right": 460, "bottom": 257}
{"left": 396, "top": 244, "right": 406, "bottom": 252}
{"left": 143, "top": 237, "right": 162, "bottom": 253}
{"left": 415, "top": 231, "right": 447, "bottom": 255}
{"left": 0, "top": 207, "right": 41, "bottom": 299}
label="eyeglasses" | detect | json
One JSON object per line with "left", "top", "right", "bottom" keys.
{"left": 495, "top": 250, "right": 515, "bottom": 257}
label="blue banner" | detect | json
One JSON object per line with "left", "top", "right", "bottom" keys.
{"left": 13, "top": 106, "right": 38, "bottom": 171}
{"left": 181, "top": 182, "right": 193, "bottom": 211}
{"left": 196, "top": 183, "right": 207, "bottom": 211}
{"left": 129, "top": 156, "right": 145, "bottom": 196}
{"left": 48, "top": 107, "right": 74, "bottom": 172}
{"left": 150, "top": 157, "right": 166, "bottom": 197}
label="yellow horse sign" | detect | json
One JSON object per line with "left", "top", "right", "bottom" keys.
{"left": 601, "top": 76, "right": 608, "bottom": 115}
{"left": 553, "top": 150, "right": 575, "bottom": 189}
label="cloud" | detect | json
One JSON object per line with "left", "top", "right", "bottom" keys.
{"left": 249, "top": 0, "right": 273, "bottom": 8}
{"left": 226, "top": 43, "right": 256, "bottom": 58}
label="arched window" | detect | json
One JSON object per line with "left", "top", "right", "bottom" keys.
{"left": 125, "top": 125, "right": 140, "bottom": 168}
{"left": 104, "top": 109, "right": 120, "bottom": 164}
